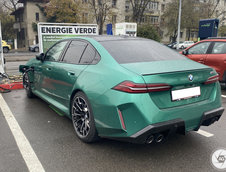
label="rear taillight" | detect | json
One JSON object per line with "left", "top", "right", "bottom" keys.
{"left": 113, "top": 81, "right": 171, "bottom": 93}
{"left": 204, "top": 75, "right": 219, "bottom": 85}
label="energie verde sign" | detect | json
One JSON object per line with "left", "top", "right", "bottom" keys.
{"left": 38, "top": 23, "right": 98, "bottom": 53}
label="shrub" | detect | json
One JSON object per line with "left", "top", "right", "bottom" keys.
{"left": 137, "top": 24, "right": 161, "bottom": 42}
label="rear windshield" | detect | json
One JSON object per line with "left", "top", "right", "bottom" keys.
{"left": 100, "top": 39, "right": 185, "bottom": 64}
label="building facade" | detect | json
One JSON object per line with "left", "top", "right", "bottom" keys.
{"left": 11, "top": 0, "right": 47, "bottom": 48}
{"left": 11, "top": 0, "right": 226, "bottom": 48}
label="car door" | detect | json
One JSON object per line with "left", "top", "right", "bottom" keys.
{"left": 45, "top": 40, "right": 98, "bottom": 108}
{"left": 186, "top": 42, "right": 211, "bottom": 64}
{"left": 205, "top": 42, "right": 226, "bottom": 81}
{"left": 34, "top": 40, "right": 69, "bottom": 99}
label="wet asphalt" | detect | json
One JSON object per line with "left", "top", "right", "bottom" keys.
{"left": 0, "top": 89, "right": 226, "bottom": 172}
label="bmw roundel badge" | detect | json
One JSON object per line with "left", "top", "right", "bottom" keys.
{"left": 188, "top": 74, "right": 194, "bottom": 81}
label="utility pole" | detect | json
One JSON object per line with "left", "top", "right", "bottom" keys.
{"left": 176, "top": 0, "right": 182, "bottom": 50}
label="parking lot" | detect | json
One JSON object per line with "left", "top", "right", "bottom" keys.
{"left": 0, "top": 87, "right": 226, "bottom": 172}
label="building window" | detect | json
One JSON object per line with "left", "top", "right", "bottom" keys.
{"left": 35, "top": 35, "right": 39, "bottom": 44}
{"left": 150, "top": 16, "right": 159, "bottom": 24}
{"left": 82, "top": 13, "right": 88, "bottom": 23}
{"left": 112, "top": 15, "right": 117, "bottom": 23}
{"left": 125, "top": 16, "right": 129, "bottom": 22}
{"left": 149, "top": 2, "right": 158, "bottom": 10}
{"left": 141, "top": 16, "right": 145, "bottom": 23}
{"left": 161, "top": 4, "right": 165, "bottom": 11}
{"left": 216, "top": 10, "right": 219, "bottom": 16}
{"left": 112, "top": 0, "right": 117, "bottom": 7}
{"left": 17, "top": 13, "right": 23, "bottom": 22}
{"left": 180, "top": 32, "right": 183, "bottom": 38}
{"left": 82, "top": 0, "right": 88, "bottom": 3}
{"left": 125, "top": 1, "right": 130, "bottom": 11}
{"left": 36, "top": 13, "right": 39, "bottom": 21}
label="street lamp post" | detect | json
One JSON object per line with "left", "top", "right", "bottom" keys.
{"left": 176, "top": 0, "right": 182, "bottom": 50}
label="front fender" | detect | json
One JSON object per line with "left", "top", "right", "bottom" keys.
{"left": 19, "top": 65, "right": 30, "bottom": 73}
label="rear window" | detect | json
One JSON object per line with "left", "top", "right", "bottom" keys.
{"left": 100, "top": 39, "right": 185, "bottom": 64}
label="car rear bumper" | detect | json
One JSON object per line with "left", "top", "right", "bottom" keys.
{"left": 110, "top": 107, "right": 224, "bottom": 144}
{"left": 195, "top": 107, "right": 224, "bottom": 129}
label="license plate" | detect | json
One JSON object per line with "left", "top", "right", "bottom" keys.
{"left": 171, "top": 86, "right": 201, "bottom": 101}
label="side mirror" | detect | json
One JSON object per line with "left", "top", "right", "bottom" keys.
{"left": 182, "top": 50, "right": 188, "bottom": 55}
{"left": 36, "top": 53, "right": 45, "bottom": 61}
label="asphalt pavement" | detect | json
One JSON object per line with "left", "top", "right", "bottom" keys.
{"left": 0, "top": 89, "right": 225, "bottom": 172}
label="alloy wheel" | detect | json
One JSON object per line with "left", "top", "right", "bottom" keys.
{"left": 72, "top": 97, "right": 90, "bottom": 137}
{"left": 23, "top": 73, "right": 29, "bottom": 90}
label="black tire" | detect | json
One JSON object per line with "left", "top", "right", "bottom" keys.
{"left": 34, "top": 47, "right": 39, "bottom": 52}
{"left": 181, "top": 46, "right": 184, "bottom": 49}
{"left": 3, "top": 47, "right": 9, "bottom": 53}
{"left": 23, "top": 72, "right": 35, "bottom": 98}
{"left": 71, "top": 92, "right": 99, "bottom": 143}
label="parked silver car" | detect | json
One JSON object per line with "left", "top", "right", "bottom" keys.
{"left": 28, "top": 44, "right": 39, "bottom": 52}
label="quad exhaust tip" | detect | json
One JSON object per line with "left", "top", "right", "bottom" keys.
{"left": 146, "top": 134, "right": 165, "bottom": 144}
{"left": 146, "top": 135, "right": 154, "bottom": 144}
{"left": 155, "top": 134, "right": 164, "bottom": 143}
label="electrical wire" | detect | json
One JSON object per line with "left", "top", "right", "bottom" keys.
{"left": 0, "top": 68, "right": 33, "bottom": 93}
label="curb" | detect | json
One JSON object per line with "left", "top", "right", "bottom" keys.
{"left": 0, "top": 82, "right": 23, "bottom": 90}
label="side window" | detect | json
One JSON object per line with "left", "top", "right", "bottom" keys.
{"left": 188, "top": 42, "right": 210, "bottom": 55}
{"left": 211, "top": 42, "right": 226, "bottom": 54}
{"left": 80, "top": 45, "right": 96, "bottom": 64}
{"left": 92, "top": 53, "right": 101, "bottom": 64}
{"left": 63, "top": 41, "right": 87, "bottom": 64}
{"left": 45, "top": 41, "right": 68, "bottom": 61}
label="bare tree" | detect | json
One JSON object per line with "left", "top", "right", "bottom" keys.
{"left": 2, "top": 0, "right": 19, "bottom": 12}
{"left": 161, "top": 0, "right": 180, "bottom": 42}
{"left": 161, "top": 0, "right": 223, "bottom": 42}
{"left": 198, "top": 0, "right": 220, "bottom": 18}
{"left": 129, "top": 0, "right": 151, "bottom": 23}
{"left": 89, "top": 0, "right": 112, "bottom": 35}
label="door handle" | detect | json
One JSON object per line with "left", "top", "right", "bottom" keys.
{"left": 46, "top": 67, "right": 52, "bottom": 71}
{"left": 68, "top": 72, "right": 75, "bottom": 76}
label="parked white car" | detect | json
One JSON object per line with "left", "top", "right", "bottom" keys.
{"left": 178, "top": 41, "right": 194, "bottom": 49}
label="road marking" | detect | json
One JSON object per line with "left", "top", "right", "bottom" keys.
{"left": 0, "top": 94, "right": 45, "bottom": 172}
{"left": 221, "top": 95, "right": 226, "bottom": 98}
{"left": 196, "top": 129, "right": 214, "bottom": 137}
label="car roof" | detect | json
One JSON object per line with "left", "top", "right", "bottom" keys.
{"left": 66, "top": 35, "right": 146, "bottom": 42}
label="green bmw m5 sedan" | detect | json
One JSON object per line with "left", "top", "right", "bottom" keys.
{"left": 19, "top": 36, "right": 224, "bottom": 144}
